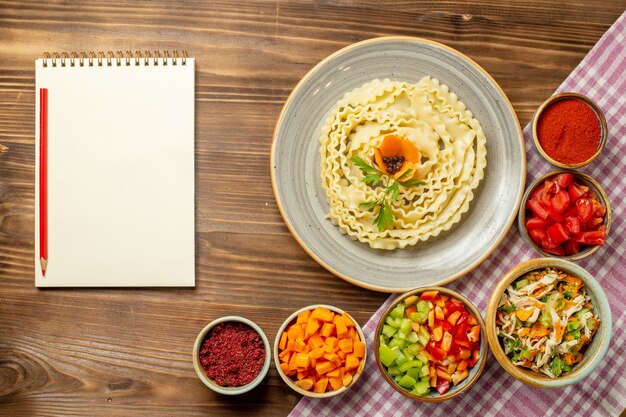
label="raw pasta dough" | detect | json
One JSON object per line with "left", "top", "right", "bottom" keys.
{"left": 320, "top": 77, "right": 487, "bottom": 250}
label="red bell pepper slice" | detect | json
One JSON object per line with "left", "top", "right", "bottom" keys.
{"left": 440, "top": 320, "right": 454, "bottom": 334}
{"left": 427, "top": 342, "right": 446, "bottom": 361}
{"left": 420, "top": 290, "right": 439, "bottom": 301}
{"left": 455, "top": 323, "right": 470, "bottom": 341}
{"left": 436, "top": 380, "right": 450, "bottom": 395}
{"left": 445, "top": 300, "right": 466, "bottom": 314}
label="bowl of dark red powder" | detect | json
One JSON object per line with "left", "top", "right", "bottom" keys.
{"left": 532, "top": 92, "right": 607, "bottom": 168}
{"left": 193, "top": 316, "right": 270, "bottom": 395}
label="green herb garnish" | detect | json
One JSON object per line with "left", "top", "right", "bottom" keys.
{"left": 350, "top": 156, "right": 425, "bottom": 231}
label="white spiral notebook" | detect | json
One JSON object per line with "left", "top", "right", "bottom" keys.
{"left": 35, "top": 51, "right": 195, "bottom": 287}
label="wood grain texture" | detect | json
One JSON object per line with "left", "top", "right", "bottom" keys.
{"left": 0, "top": 1, "right": 623, "bottom": 415}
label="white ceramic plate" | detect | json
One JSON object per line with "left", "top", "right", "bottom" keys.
{"left": 271, "top": 37, "right": 525, "bottom": 292}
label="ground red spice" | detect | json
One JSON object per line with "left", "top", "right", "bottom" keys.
{"left": 199, "top": 322, "right": 265, "bottom": 387}
{"left": 536, "top": 98, "right": 601, "bottom": 164}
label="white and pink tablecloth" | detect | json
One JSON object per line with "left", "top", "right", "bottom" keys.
{"left": 290, "top": 11, "right": 626, "bottom": 417}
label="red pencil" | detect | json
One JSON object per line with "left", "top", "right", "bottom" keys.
{"left": 40, "top": 88, "right": 48, "bottom": 276}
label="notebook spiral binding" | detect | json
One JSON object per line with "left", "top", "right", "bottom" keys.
{"left": 41, "top": 50, "right": 188, "bottom": 68}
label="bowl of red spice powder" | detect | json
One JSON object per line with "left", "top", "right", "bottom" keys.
{"left": 193, "top": 316, "right": 271, "bottom": 395}
{"left": 532, "top": 92, "right": 607, "bottom": 168}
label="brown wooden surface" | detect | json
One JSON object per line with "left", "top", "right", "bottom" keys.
{"left": 0, "top": 1, "right": 623, "bottom": 416}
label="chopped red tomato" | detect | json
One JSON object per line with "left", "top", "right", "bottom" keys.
{"left": 554, "top": 173, "right": 574, "bottom": 188}
{"left": 551, "top": 190, "right": 570, "bottom": 213}
{"left": 546, "top": 223, "right": 570, "bottom": 246}
{"left": 568, "top": 182, "right": 589, "bottom": 201}
{"left": 526, "top": 217, "right": 551, "bottom": 230}
{"left": 574, "top": 230, "right": 606, "bottom": 245}
{"left": 525, "top": 176, "right": 606, "bottom": 256}
{"left": 528, "top": 229, "right": 546, "bottom": 245}
{"left": 564, "top": 216, "right": 580, "bottom": 235}
{"left": 576, "top": 198, "right": 593, "bottom": 223}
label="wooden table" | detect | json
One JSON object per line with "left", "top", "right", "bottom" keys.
{"left": 0, "top": 1, "right": 623, "bottom": 415}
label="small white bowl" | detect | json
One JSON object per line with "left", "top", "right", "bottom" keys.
{"left": 193, "top": 316, "right": 271, "bottom": 395}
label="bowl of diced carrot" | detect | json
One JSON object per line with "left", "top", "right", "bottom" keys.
{"left": 274, "top": 305, "right": 367, "bottom": 397}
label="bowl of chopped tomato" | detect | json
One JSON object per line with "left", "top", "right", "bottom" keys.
{"left": 274, "top": 305, "right": 367, "bottom": 398}
{"left": 486, "top": 258, "right": 612, "bottom": 388}
{"left": 374, "top": 287, "right": 487, "bottom": 402}
{"left": 518, "top": 170, "right": 611, "bottom": 260}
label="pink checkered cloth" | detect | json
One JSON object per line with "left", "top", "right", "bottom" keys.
{"left": 289, "top": 11, "right": 626, "bottom": 417}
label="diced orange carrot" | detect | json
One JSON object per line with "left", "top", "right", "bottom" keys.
{"left": 353, "top": 340, "right": 365, "bottom": 358}
{"left": 310, "top": 347, "right": 324, "bottom": 359}
{"left": 341, "top": 312, "right": 355, "bottom": 328}
{"left": 348, "top": 327, "right": 356, "bottom": 340}
{"left": 297, "top": 370, "right": 308, "bottom": 380}
{"left": 315, "top": 360, "right": 335, "bottom": 375}
{"left": 326, "top": 368, "right": 343, "bottom": 378}
{"left": 323, "top": 352, "right": 338, "bottom": 362}
{"left": 279, "top": 331, "right": 288, "bottom": 351}
{"left": 295, "top": 377, "right": 314, "bottom": 391}
{"left": 334, "top": 315, "right": 348, "bottom": 338}
{"left": 337, "top": 350, "right": 346, "bottom": 360}
{"left": 338, "top": 338, "right": 353, "bottom": 353}
{"left": 314, "top": 377, "right": 329, "bottom": 393}
{"left": 287, "top": 323, "right": 305, "bottom": 341}
{"left": 311, "top": 307, "right": 334, "bottom": 322}
{"left": 326, "top": 337, "right": 338, "bottom": 348}
{"left": 280, "top": 362, "right": 290, "bottom": 374}
{"left": 309, "top": 334, "right": 324, "bottom": 349}
{"left": 286, "top": 340, "right": 295, "bottom": 352}
{"left": 297, "top": 310, "right": 311, "bottom": 324}
{"left": 342, "top": 373, "right": 352, "bottom": 387}
{"left": 345, "top": 353, "right": 359, "bottom": 370}
{"left": 295, "top": 353, "right": 310, "bottom": 369}
{"left": 329, "top": 377, "right": 343, "bottom": 391}
{"left": 518, "top": 327, "right": 530, "bottom": 337}
{"left": 320, "top": 322, "right": 335, "bottom": 338}
{"left": 294, "top": 337, "right": 306, "bottom": 353}
{"left": 305, "top": 319, "right": 320, "bottom": 339}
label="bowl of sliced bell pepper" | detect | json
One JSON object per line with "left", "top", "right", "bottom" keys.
{"left": 274, "top": 305, "right": 367, "bottom": 398}
{"left": 374, "top": 287, "right": 487, "bottom": 402}
{"left": 518, "top": 170, "right": 611, "bottom": 260}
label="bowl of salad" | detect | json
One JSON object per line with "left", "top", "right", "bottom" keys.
{"left": 486, "top": 258, "right": 612, "bottom": 388}
{"left": 374, "top": 287, "right": 487, "bottom": 402}
{"left": 518, "top": 170, "right": 611, "bottom": 260}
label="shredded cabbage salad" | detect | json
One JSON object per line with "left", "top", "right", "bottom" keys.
{"left": 496, "top": 268, "right": 599, "bottom": 378}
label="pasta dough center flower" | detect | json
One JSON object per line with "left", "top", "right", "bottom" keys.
{"left": 374, "top": 135, "right": 420, "bottom": 179}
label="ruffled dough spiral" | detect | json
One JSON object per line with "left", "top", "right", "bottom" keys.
{"left": 320, "top": 77, "right": 487, "bottom": 250}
